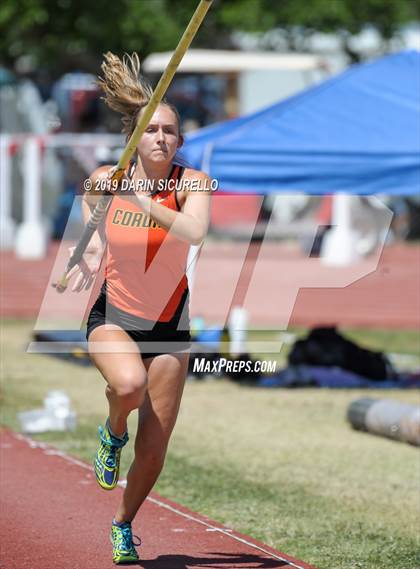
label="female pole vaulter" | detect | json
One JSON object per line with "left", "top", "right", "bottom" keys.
{"left": 69, "top": 52, "right": 211, "bottom": 563}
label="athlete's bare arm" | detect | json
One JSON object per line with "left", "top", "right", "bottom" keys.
{"left": 66, "top": 166, "right": 112, "bottom": 292}
{"left": 82, "top": 165, "right": 114, "bottom": 252}
{"left": 135, "top": 169, "right": 212, "bottom": 245}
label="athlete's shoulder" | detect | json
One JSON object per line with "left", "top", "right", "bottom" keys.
{"left": 181, "top": 166, "right": 209, "bottom": 181}
{"left": 181, "top": 167, "right": 213, "bottom": 193}
{"left": 82, "top": 164, "right": 115, "bottom": 206}
{"left": 89, "top": 164, "right": 114, "bottom": 183}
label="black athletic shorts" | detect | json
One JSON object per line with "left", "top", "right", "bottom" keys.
{"left": 86, "top": 281, "right": 191, "bottom": 360}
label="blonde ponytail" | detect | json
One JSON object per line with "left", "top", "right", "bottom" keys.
{"left": 97, "top": 51, "right": 153, "bottom": 134}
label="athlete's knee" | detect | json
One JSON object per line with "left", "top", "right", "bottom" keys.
{"left": 107, "top": 373, "right": 147, "bottom": 408}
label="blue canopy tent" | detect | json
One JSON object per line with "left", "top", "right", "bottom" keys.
{"left": 181, "top": 50, "right": 420, "bottom": 196}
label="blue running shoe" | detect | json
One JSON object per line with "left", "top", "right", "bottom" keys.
{"left": 110, "top": 521, "right": 141, "bottom": 564}
{"left": 94, "top": 419, "right": 128, "bottom": 491}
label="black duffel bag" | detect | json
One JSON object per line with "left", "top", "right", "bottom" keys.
{"left": 288, "top": 327, "right": 394, "bottom": 380}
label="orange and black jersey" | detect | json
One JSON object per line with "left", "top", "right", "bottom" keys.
{"left": 104, "top": 164, "right": 190, "bottom": 323}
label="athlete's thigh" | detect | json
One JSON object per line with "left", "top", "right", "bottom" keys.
{"left": 88, "top": 325, "right": 147, "bottom": 391}
{"left": 138, "top": 352, "right": 190, "bottom": 445}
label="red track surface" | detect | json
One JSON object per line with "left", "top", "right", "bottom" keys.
{"left": 1, "top": 242, "right": 419, "bottom": 329}
{"left": 0, "top": 428, "right": 316, "bottom": 569}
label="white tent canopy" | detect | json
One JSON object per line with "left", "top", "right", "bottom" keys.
{"left": 143, "top": 49, "right": 324, "bottom": 73}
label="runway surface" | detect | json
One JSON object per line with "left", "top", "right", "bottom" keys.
{"left": 0, "top": 428, "right": 316, "bottom": 569}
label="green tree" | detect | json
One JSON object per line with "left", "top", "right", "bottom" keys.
{"left": 0, "top": 0, "right": 419, "bottom": 73}
{"left": 221, "top": 0, "right": 420, "bottom": 61}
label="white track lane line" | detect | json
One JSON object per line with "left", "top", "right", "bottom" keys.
{"left": 145, "top": 496, "right": 306, "bottom": 569}
{"left": 12, "top": 432, "right": 309, "bottom": 569}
